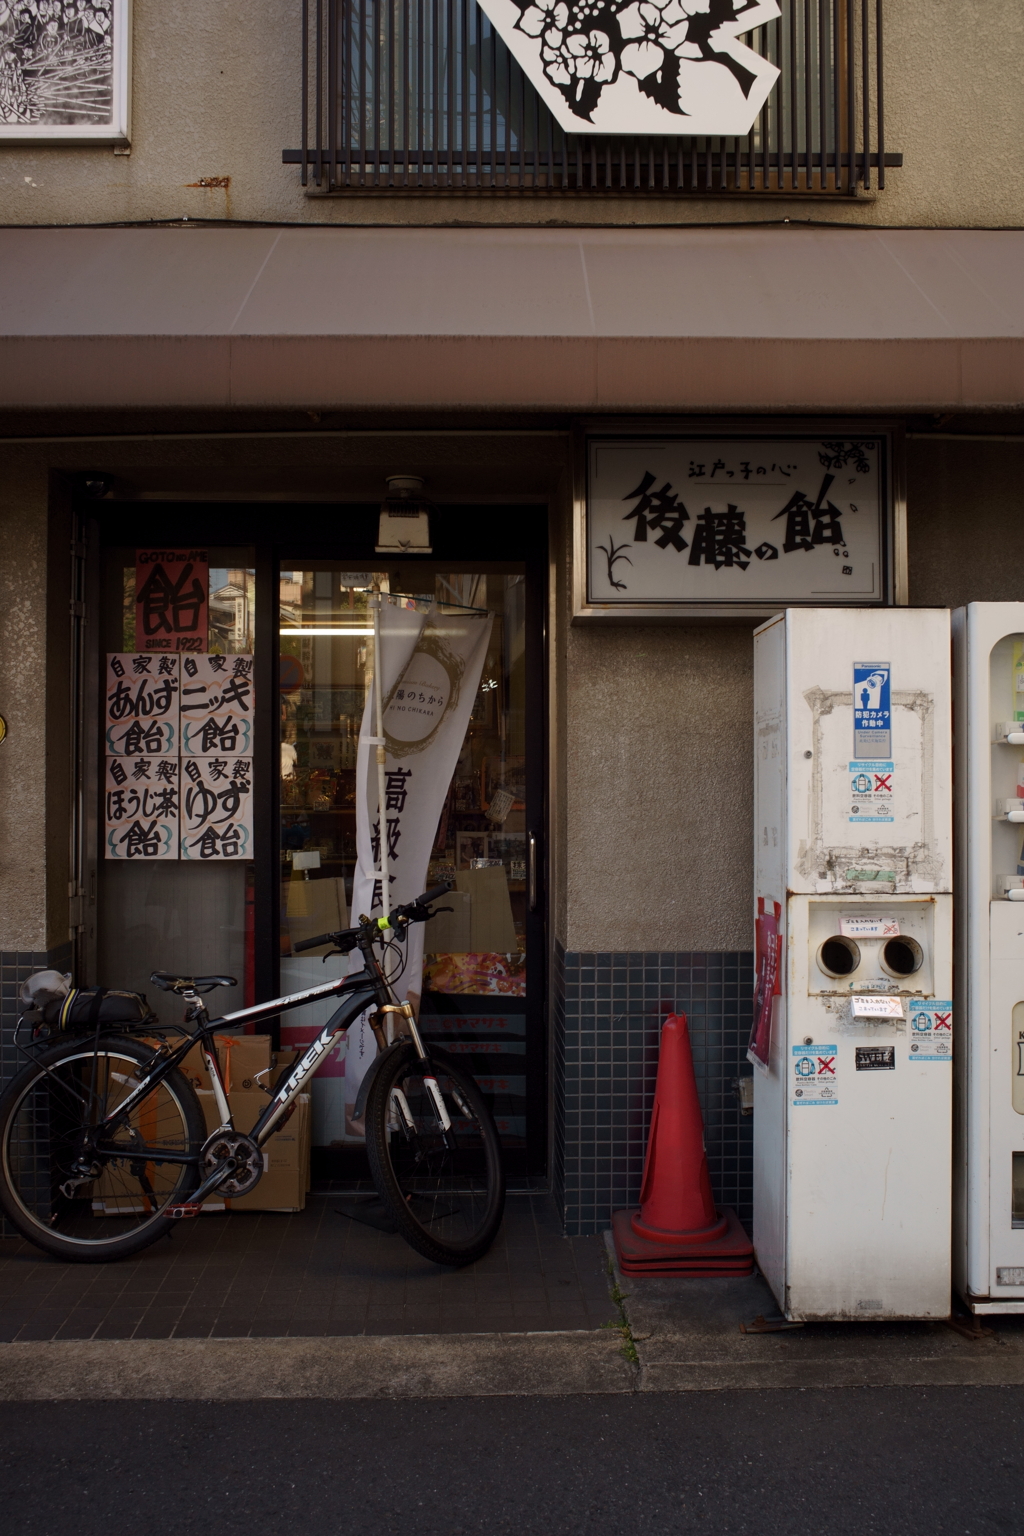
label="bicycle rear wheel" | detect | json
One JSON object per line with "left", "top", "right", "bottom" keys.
{"left": 364, "top": 1042, "right": 505, "bottom": 1267}
{"left": 0, "top": 1034, "right": 204, "bottom": 1262}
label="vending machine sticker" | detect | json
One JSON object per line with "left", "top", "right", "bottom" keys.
{"left": 855, "top": 1046, "right": 895, "bottom": 1071}
{"left": 848, "top": 761, "right": 894, "bottom": 823}
{"left": 907, "top": 1002, "right": 953, "bottom": 1062}
{"left": 748, "top": 897, "right": 782, "bottom": 1071}
{"left": 853, "top": 662, "right": 891, "bottom": 759}
{"left": 839, "top": 915, "right": 900, "bottom": 938}
{"left": 852, "top": 995, "right": 905, "bottom": 1019}
{"left": 792, "top": 1044, "right": 838, "bottom": 1106}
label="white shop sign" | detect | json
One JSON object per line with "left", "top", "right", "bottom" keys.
{"left": 579, "top": 433, "right": 897, "bottom": 619}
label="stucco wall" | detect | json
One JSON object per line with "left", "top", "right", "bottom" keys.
{"left": 562, "top": 622, "right": 754, "bottom": 952}
{"left": 0, "top": 1, "right": 1021, "bottom": 230}
{"left": 3, "top": 430, "right": 1024, "bottom": 958}
{"left": 559, "top": 437, "right": 1024, "bottom": 953}
{"left": 0, "top": 457, "right": 55, "bottom": 950}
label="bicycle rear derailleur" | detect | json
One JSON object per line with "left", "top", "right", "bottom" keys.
{"left": 201, "top": 1130, "right": 264, "bottom": 1197}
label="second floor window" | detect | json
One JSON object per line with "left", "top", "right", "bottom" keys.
{"left": 286, "top": 0, "right": 895, "bottom": 195}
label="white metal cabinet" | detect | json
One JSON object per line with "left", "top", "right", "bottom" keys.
{"left": 753, "top": 608, "right": 953, "bottom": 1320}
{"left": 952, "top": 603, "right": 1024, "bottom": 1313}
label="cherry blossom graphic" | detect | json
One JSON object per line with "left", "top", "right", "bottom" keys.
{"left": 476, "top": 0, "right": 780, "bottom": 134}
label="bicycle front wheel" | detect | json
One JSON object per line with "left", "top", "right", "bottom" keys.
{"left": 365, "top": 1042, "right": 505, "bottom": 1267}
{"left": 0, "top": 1034, "right": 205, "bottom": 1262}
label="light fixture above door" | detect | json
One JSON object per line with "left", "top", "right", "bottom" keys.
{"left": 377, "top": 475, "right": 433, "bottom": 554}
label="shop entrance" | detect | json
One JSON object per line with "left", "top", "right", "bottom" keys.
{"left": 91, "top": 502, "right": 548, "bottom": 1186}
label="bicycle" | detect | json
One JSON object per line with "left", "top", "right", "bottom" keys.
{"left": 0, "top": 883, "right": 505, "bottom": 1268}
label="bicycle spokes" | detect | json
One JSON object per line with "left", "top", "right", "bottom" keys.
{"left": 3, "top": 1046, "right": 200, "bottom": 1249}
{"left": 371, "top": 1055, "right": 504, "bottom": 1259}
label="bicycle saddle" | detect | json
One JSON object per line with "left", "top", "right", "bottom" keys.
{"left": 149, "top": 972, "right": 238, "bottom": 995}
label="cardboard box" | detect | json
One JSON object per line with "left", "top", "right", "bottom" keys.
{"left": 227, "top": 1094, "right": 310, "bottom": 1212}
{"left": 195, "top": 1087, "right": 265, "bottom": 1136}
{"left": 286, "top": 875, "right": 347, "bottom": 955}
{"left": 456, "top": 866, "right": 518, "bottom": 952}
{"left": 92, "top": 1063, "right": 186, "bottom": 1212}
{"left": 423, "top": 889, "right": 472, "bottom": 952}
{"left": 166, "top": 1034, "right": 272, "bottom": 1095}
{"left": 125, "top": 1037, "right": 310, "bottom": 1214}
{"left": 213, "top": 1034, "right": 272, "bottom": 1093}
{"left": 194, "top": 1087, "right": 310, "bottom": 1212}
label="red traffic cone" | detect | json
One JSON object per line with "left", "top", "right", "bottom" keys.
{"left": 612, "top": 1013, "right": 754, "bottom": 1277}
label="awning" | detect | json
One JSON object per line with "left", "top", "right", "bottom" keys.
{"left": 1, "top": 225, "right": 1022, "bottom": 412}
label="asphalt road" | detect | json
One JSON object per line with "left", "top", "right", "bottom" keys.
{"left": 2, "top": 1387, "right": 1019, "bottom": 1535}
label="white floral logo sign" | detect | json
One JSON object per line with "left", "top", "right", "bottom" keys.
{"left": 476, "top": 0, "right": 780, "bottom": 134}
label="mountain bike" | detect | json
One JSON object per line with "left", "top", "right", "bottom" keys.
{"left": 0, "top": 884, "right": 505, "bottom": 1268}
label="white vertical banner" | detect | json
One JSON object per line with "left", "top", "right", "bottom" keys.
{"left": 344, "top": 598, "right": 493, "bottom": 1136}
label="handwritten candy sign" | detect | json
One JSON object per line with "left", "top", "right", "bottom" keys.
{"left": 104, "top": 654, "right": 253, "bottom": 860}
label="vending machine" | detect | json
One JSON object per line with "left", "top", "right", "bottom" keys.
{"left": 752, "top": 608, "right": 953, "bottom": 1320}
{"left": 952, "top": 603, "right": 1024, "bottom": 1314}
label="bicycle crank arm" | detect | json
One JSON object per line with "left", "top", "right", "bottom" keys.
{"left": 167, "top": 1158, "right": 237, "bottom": 1218}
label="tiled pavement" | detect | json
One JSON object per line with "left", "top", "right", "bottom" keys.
{"left": 0, "top": 1194, "right": 619, "bottom": 1342}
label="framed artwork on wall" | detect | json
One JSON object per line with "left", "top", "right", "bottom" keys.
{"left": 0, "top": 0, "right": 131, "bottom": 142}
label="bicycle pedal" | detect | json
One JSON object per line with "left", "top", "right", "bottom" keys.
{"left": 166, "top": 1202, "right": 203, "bottom": 1219}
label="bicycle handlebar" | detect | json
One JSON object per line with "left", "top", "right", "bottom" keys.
{"left": 292, "top": 882, "right": 453, "bottom": 954}
{"left": 413, "top": 882, "right": 456, "bottom": 909}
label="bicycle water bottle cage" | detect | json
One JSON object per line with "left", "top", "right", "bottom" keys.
{"left": 150, "top": 973, "right": 238, "bottom": 995}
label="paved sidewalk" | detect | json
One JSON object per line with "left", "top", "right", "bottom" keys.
{"left": 7, "top": 1204, "right": 1024, "bottom": 1398}
{"left": 0, "top": 1193, "right": 617, "bottom": 1341}
{"left": 608, "top": 1233, "right": 1024, "bottom": 1392}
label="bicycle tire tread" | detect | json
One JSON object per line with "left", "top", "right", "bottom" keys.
{"left": 364, "top": 1041, "right": 505, "bottom": 1267}
{"left": 0, "top": 1034, "right": 204, "bottom": 1263}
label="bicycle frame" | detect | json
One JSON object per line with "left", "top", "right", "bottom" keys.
{"left": 89, "top": 966, "right": 384, "bottom": 1194}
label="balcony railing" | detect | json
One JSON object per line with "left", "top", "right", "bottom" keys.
{"left": 284, "top": 0, "right": 898, "bottom": 195}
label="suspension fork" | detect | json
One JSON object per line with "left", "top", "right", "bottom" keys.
{"left": 374, "top": 1000, "right": 452, "bottom": 1135}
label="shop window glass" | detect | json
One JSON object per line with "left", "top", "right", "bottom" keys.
{"left": 279, "top": 567, "right": 528, "bottom": 1153}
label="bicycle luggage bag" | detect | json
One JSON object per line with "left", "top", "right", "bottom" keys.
{"left": 42, "top": 986, "right": 157, "bottom": 1032}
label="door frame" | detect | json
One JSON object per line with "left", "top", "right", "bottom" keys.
{"left": 90, "top": 499, "right": 550, "bottom": 1181}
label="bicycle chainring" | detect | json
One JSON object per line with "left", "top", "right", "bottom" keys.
{"left": 201, "top": 1131, "right": 264, "bottom": 1197}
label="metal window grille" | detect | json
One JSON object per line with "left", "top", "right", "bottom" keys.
{"left": 285, "top": 0, "right": 897, "bottom": 195}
